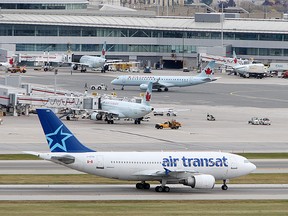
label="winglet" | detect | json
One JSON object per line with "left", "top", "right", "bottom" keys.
{"left": 37, "top": 108, "right": 95, "bottom": 153}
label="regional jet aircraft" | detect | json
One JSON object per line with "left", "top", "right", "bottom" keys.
{"left": 111, "top": 61, "right": 216, "bottom": 91}
{"left": 26, "top": 108, "right": 256, "bottom": 192}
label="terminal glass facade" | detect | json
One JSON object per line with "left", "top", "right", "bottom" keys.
{"left": 0, "top": 24, "right": 287, "bottom": 56}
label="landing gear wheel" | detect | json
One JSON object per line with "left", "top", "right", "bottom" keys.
{"left": 136, "top": 183, "right": 144, "bottom": 189}
{"left": 136, "top": 182, "right": 150, "bottom": 190}
{"left": 143, "top": 183, "right": 150, "bottom": 190}
{"left": 164, "top": 186, "right": 170, "bottom": 192}
{"left": 222, "top": 179, "right": 228, "bottom": 190}
{"left": 155, "top": 186, "right": 170, "bottom": 192}
{"left": 164, "top": 87, "right": 168, "bottom": 92}
{"left": 157, "top": 88, "right": 162, "bottom": 92}
{"left": 121, "top": 86, "right": 124, "bottom": 90}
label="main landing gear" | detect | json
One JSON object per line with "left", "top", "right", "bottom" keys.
{"left": 221, "top": 179, "right": 228, "bottom": 190}
{"left": 136, "top": 182, "right": 150, "bottom": 190}
{"left": 155, "top": 186, "right": 170, "bottom": 192}
{"left": 135, "top": 182, "right": 170, "bottom": 192}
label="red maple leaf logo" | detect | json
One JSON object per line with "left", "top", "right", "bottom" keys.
{"left": 205, "top": 68, "right": 212, "bottom": 75}
{"left": 102, "top": 49, "right": 106, "bottom": 56}
{"left": 233, "top": 58, "right": 237, "bottom": 64}
{"left": 145, "top": 92, "right": 151, "bottom": 102}
{"left": 9, "top": 58, "right": 14, "bottom": 65}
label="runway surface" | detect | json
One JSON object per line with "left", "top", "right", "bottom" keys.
{"left": 1, "top": 159, "right": 287, "bottom": 174}
{"left": 0, "top": 184, "right": 287, "bottom": 200}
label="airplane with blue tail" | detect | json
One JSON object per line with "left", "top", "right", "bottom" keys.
{"left": 26, "top": 108, "right": 256, "bottom": 192}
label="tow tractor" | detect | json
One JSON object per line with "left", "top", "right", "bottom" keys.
{"left": 155, "top": 120, "right": 181, "bottom": 129}
{"left": 8, "top": 66, "right": 26, "bottom": 73}
{"left": 90, "top": 83, "right": 108, "bottom": 91}
{"left": 207, "top": 113, "right": 215, "bottom": 121}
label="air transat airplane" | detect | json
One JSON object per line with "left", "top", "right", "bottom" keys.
{"left": 71, "top": 42, "right": 108, "bottom": 73}
{"left": 90, "top": 82, "right": 153, "bottom": 124}
{"left": 27, "top": 108, "right": 256, "bottom": 193}
{"left": 111, "top": 61, "right": 217, "bottom": 91}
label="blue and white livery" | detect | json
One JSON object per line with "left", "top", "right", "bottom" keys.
{"left": 27, "top": 108, "right": 256, "bottom": 192}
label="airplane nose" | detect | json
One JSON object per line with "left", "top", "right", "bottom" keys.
{"left": 249, "top": 162, "right": 257, "bottom": 173}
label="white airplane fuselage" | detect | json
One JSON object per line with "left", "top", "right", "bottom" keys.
{"left": 39, "top": 151, "right": 256, "bottom": 182}
{"left": 79, "top": 55, "right": 106, "bottom": 69}
{"left": 101, "top": 99, "right": 153, "bottom": 118}
{"left": 111, "top": 75, "right": 211, "bottom": 88}
{"left": 233, "top": 63, "right": 265, "bottom": 74}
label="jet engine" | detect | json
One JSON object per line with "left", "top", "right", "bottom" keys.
{"left": 139, "top": 84, "right": 148, "bottom": 90}
{"left": 90, "top": 112, "right": 102, "bottom": 121}
{"left": 179, "top": 174, "right": 215, "bottom": 189}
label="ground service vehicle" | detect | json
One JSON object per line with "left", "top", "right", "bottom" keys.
{"left": 8, "top": 66, "right": 26, "bottom": 73}
{"left": 259, "top": 118, "right": 271, "bottom": 125}
{"left": 155, "top": 120, "right": 181, "bottom": 129}
{"left": 248, "top": 117, "right": 260, "bottom": 125}
{"left": 90, "top": 83, "right": 107, "bottom": 90}
{"left": 207, "top": 113, "right": 215, "bottom": 121}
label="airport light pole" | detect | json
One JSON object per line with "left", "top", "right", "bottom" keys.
{"left": 54, "top": 69, "right": 57, "bottom": 95}
{"left": 220, "top": 0, "right": 225, "bottom": 48}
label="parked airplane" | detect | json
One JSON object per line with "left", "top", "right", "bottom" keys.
{"left": 111, "top": 61, "right": 217, "bottom": 91}
{"left": 90, "top": 82, "right": 154, "bottom": 124}
{"left": 225, "top": 52, "right": 266, "bottom": 78}
{"left": 0, "top": 57, "right": 14, "bottom": 71}
{"left": 201, "top": 52, "right": 266, "bottom": 78}
{"left": 27, "top": 108, "right": 256, "bottom": 192}
{"left": 71, "top": 42, "right": 108, "bottom": 73}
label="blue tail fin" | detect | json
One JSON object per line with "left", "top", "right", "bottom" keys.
{"left": 36, "top": 108, "right": 95, "bottom": 153}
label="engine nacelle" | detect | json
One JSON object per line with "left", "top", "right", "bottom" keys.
{"left": 139, "top": 83, "right": 148, "bottom": 90}
{"left": 179, "top": 174, "right": 215, "bottom": 189}
{"left": 90, "top": 112, "right": 102, "bottom": 121}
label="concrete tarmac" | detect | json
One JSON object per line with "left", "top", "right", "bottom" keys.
{"left": 0, "top": 184, "right": 287, "bottom": 200}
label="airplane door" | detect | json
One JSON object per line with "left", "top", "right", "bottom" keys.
{"left": 225, "top": 156, "right": 238, "bottom": 178}
{"left": 96, "top": 155, "right": 104, "bottom": 169}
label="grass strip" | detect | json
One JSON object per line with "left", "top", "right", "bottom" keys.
{"left": 0, "top": 153, "right": 288, "bottom": 160}
{"left": 0, "top": 173, "right": 287, "bottom": 184}
{"left": 0, "top": 200, "right": 287, "bottom": 216}
{"left": 237, "top": 153, "right": 288, "bottom": 159}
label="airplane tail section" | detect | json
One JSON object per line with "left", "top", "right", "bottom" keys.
{"left": 36, "top": 108, "right": 95, "bottom": 153}
{"left": 197, "top": 61, "right": 216, "bottom": 78}
{"left": 100, "top": 41, "right": 106, "bottom": 59}
{"left": 142, "top": 81, "right": 153, "bottom": 106}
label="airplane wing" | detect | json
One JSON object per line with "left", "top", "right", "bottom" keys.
{"left": 91, "top": 109, "right": 121, "bottom": 118}
{"left": 133, "top": 168, "right": 198, "bottom": 179}
{"left": 71, "top": 62, "right": 90, "bottom": 67}
{"left": 152, "top": 81, "right": 175, "bottom": 89}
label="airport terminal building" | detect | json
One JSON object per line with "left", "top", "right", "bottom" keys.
{"left": 0, "top": 6, "right": 288, "bottom": 68}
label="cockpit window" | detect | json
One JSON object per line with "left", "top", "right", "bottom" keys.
{"left": 244, "top": 160, "right": 250, "bottom": 163}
